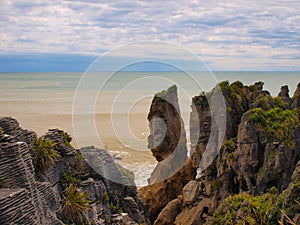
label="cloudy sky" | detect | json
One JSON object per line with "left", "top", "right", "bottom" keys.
{"left": 1, "top": 0, "right": 300, "bottom": 71}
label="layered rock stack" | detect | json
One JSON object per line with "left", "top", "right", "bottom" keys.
{"left": 292, "top": 82, "right": 300, "bottom": 109}
{"left": 0, "top": 188, "right": 37, "bottom": 224}
{"left": 0, "top": 125, "right": 63, "bottom": 224}
{"left": 139, "top": 81, "right": 300, "bottom": 225}
{"left": 0, "top": 117, "right": 37, "bottom": 144}
{"left": 147, "top": 85, "right": 188, "bottom": 184}
{"left": 0, "top": 117, "right": 149, "bottom": 225}
{"left": 139, "top": 85, "right": 196, "bottom": 223}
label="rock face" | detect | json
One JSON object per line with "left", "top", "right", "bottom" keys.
{"left": 280, "top": 160, "right": 300, "bottom": 224}
{"left": 278, "top": 85, "right": 293, "bottom": 105}
{"left": 154, "top": 196, "right": 182, "bottom": 225}
{"left": 0, "top": 117, "right": 148, "bottom": 225}
{"left": 0, "top": 188, "right": 37, "bottom": 225}
{"left": 139, "top": 85, "right": 195, "bottom": 223}
{"left": 139, "top": 81, "right": 300, "bottom": 224}
{"left": 0, "top": 126, "right": 63, "bottom": 225}
{"left": 148, "top": 85, "right": 187, "bottom": 162}
{"left": 182, "top": 180, "right": 200, "bottom": 205}
{"left": 292, "top": 82, "right": 300, "bottom": 109}
{"left": 0, "top": 117, "right": 37, "bottom": 144}
{"left": 147, "top": 85, "right": 188, "bottom": 185}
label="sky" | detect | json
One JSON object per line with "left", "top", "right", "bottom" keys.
{"left": 0, "top": 0, "right": 300, "bottom": 72}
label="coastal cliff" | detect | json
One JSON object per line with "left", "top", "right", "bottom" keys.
{"left": 139, "top": 81, "right": 300, "bottom": 225}
{"left": 0, "top": 118, "right": 149, "bottom": 225}
{"left": 1, "top": 80, "right": 300, "bottom": 225}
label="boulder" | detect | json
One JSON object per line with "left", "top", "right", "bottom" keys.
{"left": 154, "top": 196, "right": 182, "bottom": 225}
{"left": 182, "top": 180, "right": 200, "bottom": 205}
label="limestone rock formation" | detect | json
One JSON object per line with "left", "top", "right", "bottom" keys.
{"left": 278, "top": 85, "right": 293, "bottom": 105}
{"left": 0, "top": 188, "right": 38, "bottom": 225}
{"left": 0, "top": 127, "right": 63, "bottom": 224}
{"left": 0, "top": 117, "right": 37, "bottom": 144}
{"left": 0, "top": 117, "right": 148, "bottom": 225}
{"left": 148, "top": 85, "right": 187, "bottom": 162}
{"left": 139, "top": 85, "right": 196, "bottom": 223}
{"left": 139, "top": 81, "right": 300, "bottom": 224}
{"left": 292, "top": 82, "right": 300, "bottom": 109}
{"left": 147, "top": 85, "right": 188, "bottom": 185}
{"left": 280, "top": 160, "right": 300, "bottom": 224}
{"left": 154, "top": 196, "right": 183, "bottom": 225}
{"left": 182, "top": 180, "right": 200, "bottom": 205}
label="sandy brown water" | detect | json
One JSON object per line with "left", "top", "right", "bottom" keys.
{"left": 0, "top": 83, "right": 158, "bottom": 186}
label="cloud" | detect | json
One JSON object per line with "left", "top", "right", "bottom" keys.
{"left": 0, "top": 0, "right": 299, "bottom": 70}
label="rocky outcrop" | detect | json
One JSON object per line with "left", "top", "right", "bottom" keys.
{"left": 148, "top": 85, "right": 187, "bottom": 162}
{"left": 154, "top": 196, "right": 183, "bottom": 225}
{"left": 0, "top": 117, "right": 148, "bottom": 225}
{"left": 140, "top": 81, "right": 300, "bottom": 224}
{"left": 44, "top": 129, "right": 76, "bottom": 156}
{"left": 182, "top": 180, "right": 200, "bottom": 205}
{"left": 292, "top": 82, "right": 300, "bottom": 109}
{"left": 139, "top": 85, "right": 195, "bottom": 222}
{"left": 0, "top": 117, "right": 37, "bottom": 144}
{"left": 147, "top": 85, "right": 188, "bottom": 185}
{"left": 0, "top": 128, "right": 63, "bottom": 224}
{"left": 278, "top": 85, "right": 293, "bottom": 105}
{"left": 0, "top": 188, "right": 37, "bottom": 225}
{"left": 234, "top": 110, "right": 300, "bottom": 194}
{"left": 280, "top": 160, "right": 300, "bottom": 224}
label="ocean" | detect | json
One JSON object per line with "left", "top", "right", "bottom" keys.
{"left": 0, "top": 71, "right": 299, "bottom": 186}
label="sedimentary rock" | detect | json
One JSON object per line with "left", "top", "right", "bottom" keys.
{"left": 182, "top": 180, "right": 200, "bottom": 205}
{"left": 44, "top": 129, "right": 76, "bottom": 156}
{"left": 0, "top": 117, "right": 37, "bottom": 144}
{"left": 0, "top": 129, "right": 63, "bottom": 224}
{"left": 147, "top": 85, "right": 188, "bottom": 184}
{"left": 154, "top": 196, "right": 183, "bottom": 225}
{"left": 0, "top": 188, "right": 37, "bottom": 225}
{"left": 278, "top": 85, "right": 293, "bottom": 105}
{"left": 280, "top": 160, "right": 300, "bottom": 224}
{"left": 0, "top": 117, "right": 148, "bottom": 225}
{"left": 140, "top": 81, "right": 300, "bottom": 224}
{"left": 292, "top": 82, "right": 300, "bottom": 109}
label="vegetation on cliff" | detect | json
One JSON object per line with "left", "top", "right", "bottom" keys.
{"left": 139, "top": 81, "right": 300, "bottom": 225}
{"left": 31, "top": 137, "right": 60, "bottom": 171}
{"left": 60, "top": 184, "right": 91, "bottom": 224}
{"left": 249, "top": 107, "right": 298, "bottom": 147}
{"left": 1, "top": 80, "right": 300, "bottom": 225}
{"left": 214, "top": 189, "right": 280, "bottom": 225}
{"left": 0, "top": 118, "right": 148, "bottom": 225}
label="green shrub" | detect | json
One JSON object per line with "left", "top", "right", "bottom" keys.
{"left": 254, "top": 94, "right": 274, "bottom": 110}
{"left": 61, "top": 172, "right": 81, "bottom": 185}
{"left": 273, "top": 97, "right": 289, "bottom": 109}
{"left": 31, "top": 137, "right": 60, "bottom": 171}
{"left": 75, "top": 151, "right": 84, "bottom": 172}
{"left": 221, "top": 138, "right": 236, "bottom": 153}
{"left": 154, "top": 85, "right": 177, "bottom": 102}
{"left": 59, "top": 130, "right": 72, "bottom": 147}
{"left": 99, "top": 192, "right": 109, "bottom": 203}
{"left": 61, "top": 184, "right": 90, "bottom": 224}
{"left": 213, "top": 192, "right": 280, "bottom": 225}
{"left": 268, "top": 149, "right": 276, "bottom": 159}
{"left": 249, "top": 107, "right": 299, "bottom": 147}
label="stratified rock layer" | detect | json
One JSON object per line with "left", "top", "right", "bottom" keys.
{"left": 147, "top": 85, "right": 188, "bottom": 185}
{"left": 139, "top": 81, "right": 300, "bottom": 224}
{"left": 0, "top": 117, "right": 148, "bottom": 225}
